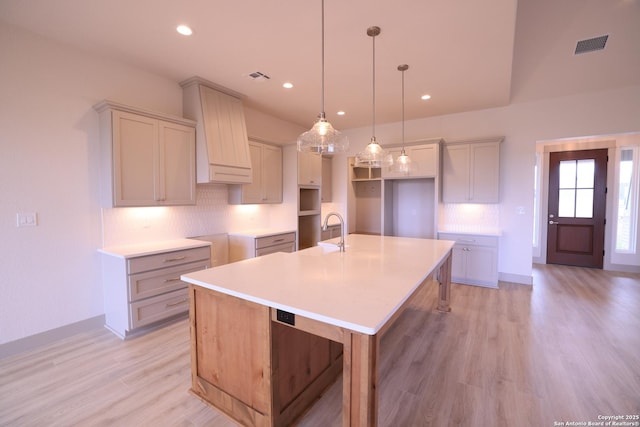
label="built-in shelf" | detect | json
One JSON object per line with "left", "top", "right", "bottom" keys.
{"left": 298, "top": 186, "right": 321, "bottom": 250}
{"left": 351, "top": 164, "right": 382, "bottom": 181}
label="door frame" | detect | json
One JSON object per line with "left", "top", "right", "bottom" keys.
{"left": 533, "top": 138, "right": 616, "bottom": 267}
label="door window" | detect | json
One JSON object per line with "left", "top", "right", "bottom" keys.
{"left": 615, "top": 147, "right": 638, "bottom": 253}
{"left": 558, "top": 159, "right": 595, "bottom": 218}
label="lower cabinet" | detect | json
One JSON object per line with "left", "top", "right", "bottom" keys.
{"left": 320, "top": 224, "right": 342, "bottom": 241}
{"left": 229, "top": 231, "right": 296, "bottom": 262}
{"left": 438, "top": 232, "right": 499, "bottom": 288}
{"left": 100, "top": 241, "right": 211, "bottom": 338}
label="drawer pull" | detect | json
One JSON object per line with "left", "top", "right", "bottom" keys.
{"left": 164, "top": 256, "right": 186, "bottom": 262}
{"left": 164, "top": 277, "right": 182, "bottom": 283}
{"left": 458, "top": 239, "right": 476, "bottom": 243}
{"left": 166, "top": 299, "right": 188, "bottom": 308}
{"left": 272, "top": 238, "right": 285, "bottom": 243}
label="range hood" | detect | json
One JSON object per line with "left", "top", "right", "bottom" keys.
{"left": 181, "top": 76, "right": 253, "bottom": 184}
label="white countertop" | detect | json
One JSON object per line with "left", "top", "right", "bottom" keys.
{"left": 438, "top": 228, "right": 502, "bottom": 237}
{"left": 181, "top": 234, "right": 454, "bottom": 335}
{"left": 98, "top": 238, "right": 210, "bottom": 258}
{"left": 228, "top": 228, "right": 297, "bottom": 238}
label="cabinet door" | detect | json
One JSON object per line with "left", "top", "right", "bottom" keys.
{"left": 450, "top": 245, "right": 467, "bottom": 282}
{"left": 159, "top": 121, "right": 196, "bottom": 205}
{"left": 410, "top": 144, "right": 438, "bottom": 177}
{"left": 465, "top": 245, "right": 498, "bottom": 284}
{"left": 470, "top": 143, "right": 500, "bottom": 203}
{"left": 242, "top": 142, "right": 264, "bottom": 203}
{"left": 442, "top": 144, "right": 470, "bottom": 203}
{"left": 262, "top": 144, "right": 282, "bottom": 203}
{"left": 112, "top": 110, "right": 158, "bottom": 206}
{"left": 321, "top": 156, "right": 332, "bottom": 202}
{"left": 298, "top": 151, "right": 322, "bottom": 185}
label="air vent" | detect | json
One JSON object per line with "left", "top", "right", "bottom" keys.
{"left": 575, "top": 35, "right": 608, "bottom": 54}
{"left": 245, "top": 71, "right": 271, "bottom": 81}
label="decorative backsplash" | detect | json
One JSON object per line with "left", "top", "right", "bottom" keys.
{"left": 438, "top": 203, "right": 500, "bottom": 233}
{"left": 101, "top": 185, "right": 293, "bottom": 247}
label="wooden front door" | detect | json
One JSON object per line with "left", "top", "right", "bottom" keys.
{"left": 547, "top": 149, "right": 608, "bottom": 268}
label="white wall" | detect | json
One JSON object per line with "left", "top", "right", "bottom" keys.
{"left": 3, "top": 20, "right": 640, "bottom": 345}
{"left": 330, "top": 85, "right": 640, "bottom": 284}
{"left": 0, "top": 23, "right": 301, "bottom": 345}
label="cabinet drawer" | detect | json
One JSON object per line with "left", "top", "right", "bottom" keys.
{"left": 256, "top": 242, "right": 295, "bottom": 257}
{"left": 127, "top": 246, "right": 210, "bottom": 274}
{"left": 255, "top": 232, "right": 296, "bottom": 250}
{"left": 438, "top": 233, "right": 498, "bottom": 247}
{"left": 130, "top": 288, "right": 189, "bottom": 329}
{"left": 128, "top": 260, "right": 209, "bottom": 302}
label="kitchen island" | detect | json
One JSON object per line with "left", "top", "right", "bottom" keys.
{"left": 181, "top": 234, "right": 454, "bottom": 426}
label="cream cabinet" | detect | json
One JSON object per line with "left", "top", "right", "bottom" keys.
{"left": 383, "top": 142, "right": 440, "bottom": 178}
{"left": 320, "top": 224, "right": 342, "bottom": 241}
{"left": 229, "top": 231, "right": 296, "bottom": 262}
{"left": 298, "top": 151, "right": 322, "bottom": 186}
{"left": 229, "top": 141, "right": 282, "bottom": 204}
{"left": 442, "top": 138, "right": 502, "bottom": 203}
{"left": 100, "top": 240, "right": 211, "bottom": 339}
{"left": 94, "top": 101, "right": 196, "bottom": 207}
{"left": 438, "top": 232, "right": 499, "bottom": 288}
{"left": 181, "top": 77, "right": 252, "bottom": 184}
{"left": 321, "top": 156, "right": 332, "bottom": 202}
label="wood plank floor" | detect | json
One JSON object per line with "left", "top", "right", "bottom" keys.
{"left": 1, "top": 264, "right": 639, "bottom": 426}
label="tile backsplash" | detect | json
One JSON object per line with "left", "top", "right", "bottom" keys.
{"left": 101, "top": 185, "right": 294, "bottom": 248}
{"left": 439, "top": 203, "right": 500, "bottom": 232}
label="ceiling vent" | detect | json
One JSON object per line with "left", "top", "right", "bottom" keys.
{"left": 245, "top": 71, "right": 271, "bottom": 82}
{"left": 575, "top": 35, "right": 608, "bottom": 55}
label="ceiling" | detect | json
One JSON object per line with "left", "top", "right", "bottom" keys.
{"left": 1, "top": 0, "right": 638, "bottom": 131}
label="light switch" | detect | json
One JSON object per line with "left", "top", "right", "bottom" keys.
{"left": 16, "top": 212, "right": 38, "bottom": 227}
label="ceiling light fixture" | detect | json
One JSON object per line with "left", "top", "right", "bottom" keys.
{"left": 421, "top": 94, "right": 431, "bottom": 100}
{"left": 392, "top": 64, "right": 415, "bottom": 175}
{"left": 176, "top": 25, "right": 193, "bottom": 36}
{"left": 283, "top": 82, "right": 293, "bottom": 89}
{"left": 355, "top": 26, "right": 392, "bottom": 168}
{"left": 297, "top": 0, "right": 349, "bottom": 154}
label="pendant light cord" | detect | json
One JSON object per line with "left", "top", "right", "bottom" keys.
{"left": 401, "top": 66, "right": 405, "bottom": 147}
{"left": 320, "top": 0, "right": 325, "bottom": 116}
{"left": 372, "top": 32, "right": 376, "bottom": 139}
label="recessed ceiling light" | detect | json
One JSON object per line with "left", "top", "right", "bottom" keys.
{"left": 176, "top": 25, "right": 193, "bottom": 36}
{"left": 421, "top": 94, "right": 431, "bottom": 100}
{"left": 337, "top": 111, "right": 346, "bottom": 116}
{"left": 283, "top": 82, "right": 293, "bottom": 89}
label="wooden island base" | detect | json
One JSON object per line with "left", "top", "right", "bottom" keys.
{"left": 188, "top": 251, "right": 451, "bottom": 427}
{"left": 189, "top": 287, "right": 344, "bottom": 427}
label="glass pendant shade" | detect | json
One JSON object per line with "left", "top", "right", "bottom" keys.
{"left": 355, "top": 25, "right": 392, "bottom": 168}
{"left": 390, "top": 63, "right": 416, "bottom": 175}
{"left": 298, "top": 113, "right": 349, "bottom": 154}
{"left": 355, "top": 137, "right": 393, "bottom": 167}
{"left": 297, "top": 0, "right": 348, "bottom": 154}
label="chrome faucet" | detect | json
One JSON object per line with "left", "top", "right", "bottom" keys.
{"left": 322, "top": 212, "right": 346, "bottom": 252}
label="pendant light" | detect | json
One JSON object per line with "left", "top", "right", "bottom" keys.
{"left": 392, "top": 64, "right": 415, "bottom": 175}
{"left": 355, "top": 26, "right": 392, "bottom": 168}
{"left": 297, "top": 0, "right": 349, "bottom": 154}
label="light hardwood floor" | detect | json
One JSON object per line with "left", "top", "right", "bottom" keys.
{"left": 1, "top": 264, "right": 639, "bottom": 426}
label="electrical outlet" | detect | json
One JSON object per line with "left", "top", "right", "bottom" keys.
{"left": 16, "top": 212, "right": 38, "bottom": 227}
{"left": 276, "top": 309, "right": 295, "bottom": 326}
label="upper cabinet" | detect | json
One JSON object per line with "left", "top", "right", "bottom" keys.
{"left": 382, "top": 140, "right": 441, "bottom": 179}
{"left": 298, "top": 151, "right": 322, "bottom": 186}
{"left": 321, "top": 156, "right": 332, "bottom": 202}
{"left": 442, "top": 137, "right": 503, "bottom": 203}
{"left": 229, "top": 140, "right": 282, "bottom": 204}
{"left": 94, "top": 100, "right": 196, "bottom": 207}
{"left": 181, "top": 77, "right": 252, "bottom": 184}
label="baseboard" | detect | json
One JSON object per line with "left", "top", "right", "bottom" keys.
{"left": 0, "top": 315, "right": 105, "bottom": 359}
{"left": 499, "top": 272, "right": 533, "bottom": 285}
